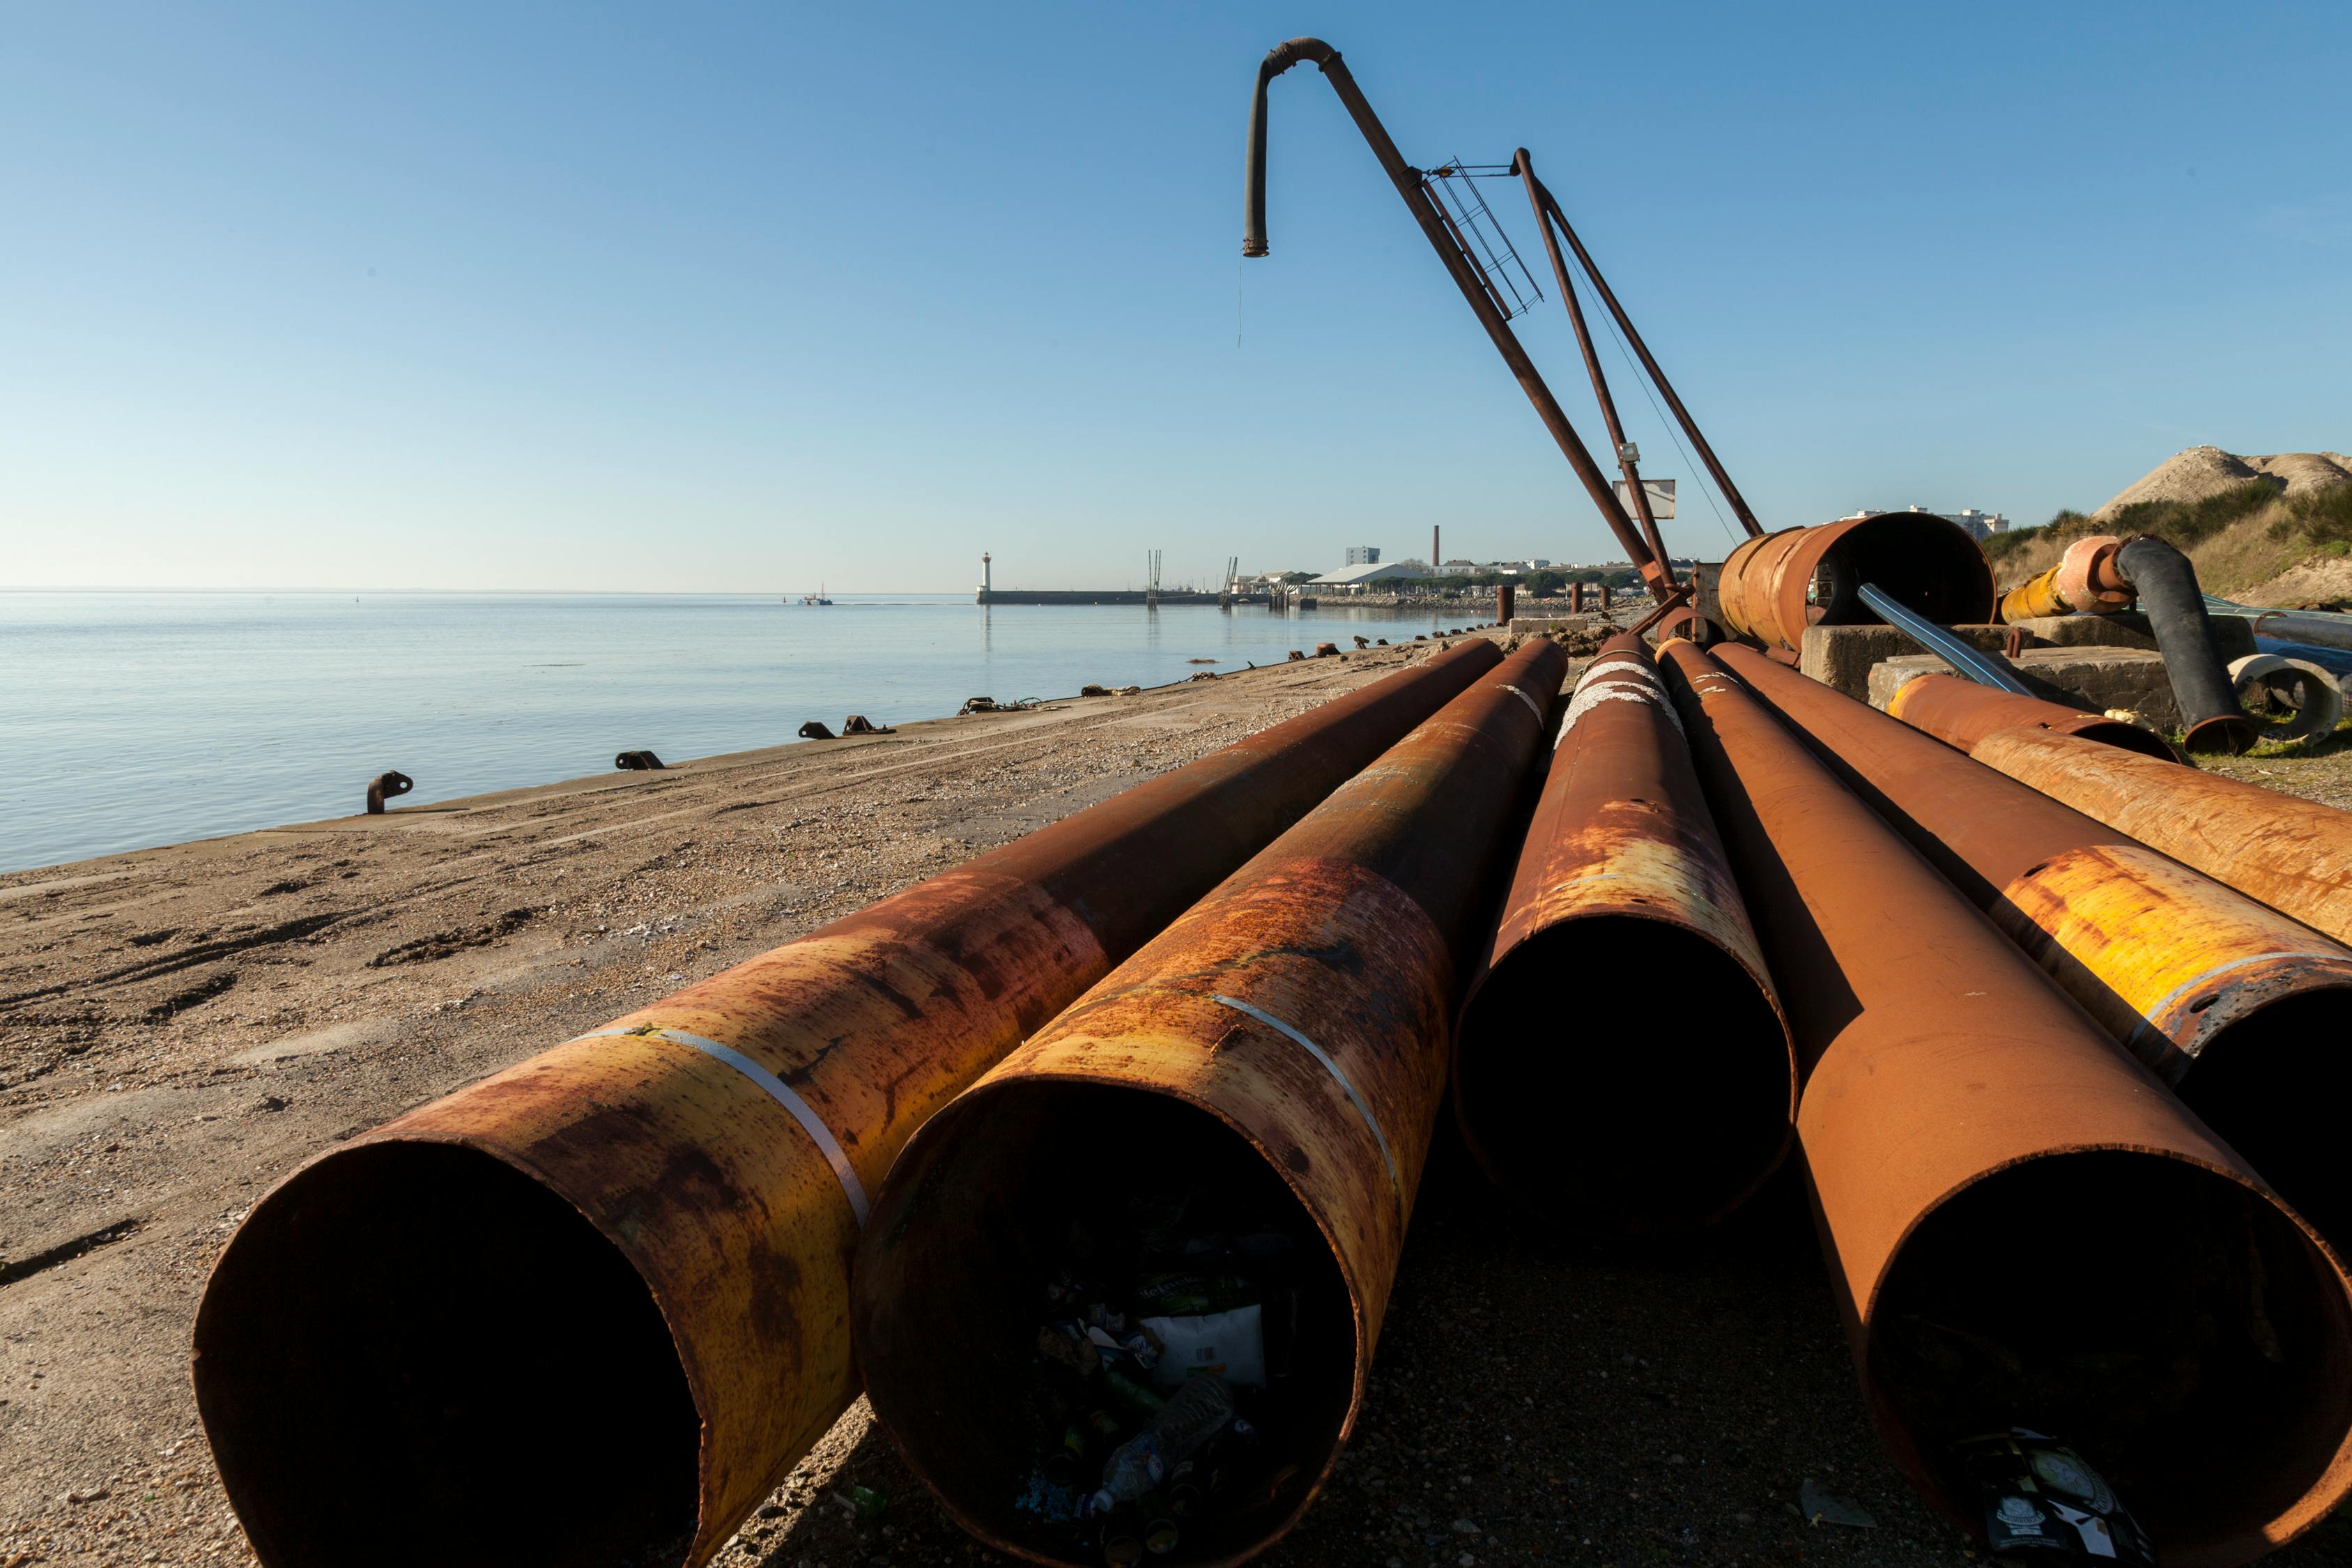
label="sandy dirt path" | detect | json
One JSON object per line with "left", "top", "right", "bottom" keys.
{"left": 4, "top": 639, "right": 2347, "bottom": 1567}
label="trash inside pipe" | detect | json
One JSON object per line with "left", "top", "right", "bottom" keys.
{"left": 1453, "top": 634, "right": 1794, "bottom": 1232}
{"left": 1658, "top": 636, "right": 2352, "bottom": 1567}
{"left": 190, "top": 639, "right": 1505, "bottom": 1568}
{"left": 853, "top": 639, "right": 1567, "bottom": 1567}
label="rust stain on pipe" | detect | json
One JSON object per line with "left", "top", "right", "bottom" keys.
{"left": 1886, "top": 670, "right": 2183, "bottom": 761}
{"left": 1454, "top": 635, "right": 1794, "bottom": 1233}
{"left": 852, "top": 640, "right": 1567, "bottom": 1568}
{"left": 1719, "top": 642, "right": 2352, "bottom": 1250}
{"left": 1658, "top": 637, "right": 2352, "bottom": 1566}
{"left": 1958, "top": 725, "right": 2352, "bottom": 952}
{"left": 1715, "top": 512, "right": 1994, "bottom": 652}
{"left": 190, "top": 639, "right": 1505, "bottom": 1568}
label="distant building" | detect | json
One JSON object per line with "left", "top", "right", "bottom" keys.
{"left": 1344, "top": 545, "right": 1382, "bottom": 565}
{"left": 1309, "top": 560, "right": 1433, "bottom": 594}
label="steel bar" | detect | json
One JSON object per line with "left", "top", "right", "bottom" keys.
{"left": 1935, "top": 722, "right": 2352, "bottom": 951}
{"left": 190, "top": 639, "right": 1504, "bottom": 1568}
{"left": 1658, "top": 636, "right": 2352, "bottom": 1565}
{"left": 1454, "top": 635, "right": 1793, "bottom": 1232}
{"left": 1858, "top": 581, "right": 2034, "bottom": 694}
{"left": 1241, "top": 38, "right": 1670, "bottom": 599}
{"left": 1884, "top": 671, "right": 2183, "bottom": 761}
{"left": 1512, "top": 150, "right": 1670, "bottom": 574}
{"left": 854, "top": 640, "right": 1567, "bottom": 1568}
{"left": 1719, "top": 641, "right": 2352, "bottom": 1251}
{"left": 1523, "top": 178, "right": 1763, "bottom": 538}
{"left": 1714, "top": 513, "right": 1994, "bottom": 651}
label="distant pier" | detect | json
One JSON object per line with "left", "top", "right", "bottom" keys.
{"left": 976, "top": 589, "right": 1247, "bottom": 606}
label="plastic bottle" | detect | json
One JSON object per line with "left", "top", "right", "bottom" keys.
{"left": 1088, "top": 1374, "right": 1234, "bottom": 1516}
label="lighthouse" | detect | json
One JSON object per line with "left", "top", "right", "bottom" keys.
{"left": 977, "top": 552, "right": 992, "bottom": 605}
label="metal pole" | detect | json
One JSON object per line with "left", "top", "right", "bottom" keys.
{"left": 1531, "top": 181, "right": 1764, "bottom": 538}
{"left": 1514, "top": 151, "right": 1671, "bottom": 576}
{"left": 1243, "top": 38, "right": 1668, "bottom": 599}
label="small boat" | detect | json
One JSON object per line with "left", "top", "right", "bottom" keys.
{"left": 801, "top": 583, "right": 833, "bottom": 606}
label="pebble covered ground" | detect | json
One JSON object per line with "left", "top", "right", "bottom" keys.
{"left": 4, "top": 632, "right": 2351, "bottom": 1567}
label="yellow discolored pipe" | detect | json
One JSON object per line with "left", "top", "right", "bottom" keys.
{"left": 1996, "top": 533, "right": 2132, "bottom": 623}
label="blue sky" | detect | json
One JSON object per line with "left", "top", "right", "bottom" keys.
{"left": 6, "top": 1, "right": 2347, "bottom": 592}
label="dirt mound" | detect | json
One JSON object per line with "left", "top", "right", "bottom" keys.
{"left": 2093, "top": 445, "right": 2352, "bottom": 521}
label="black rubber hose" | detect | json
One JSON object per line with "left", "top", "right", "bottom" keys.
{"left": 2116, "top": 537, "right": 2256, "bottom": 753}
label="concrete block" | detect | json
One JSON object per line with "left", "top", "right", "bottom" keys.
{"left": 2004, "top": 611, "right": 2254, "bottom": 660}
{"left": 1800, "top": 624, "right": 2008, "bottom": 704}
{"left": 1867, "top": 648, "right": 2183, "bottom": 729}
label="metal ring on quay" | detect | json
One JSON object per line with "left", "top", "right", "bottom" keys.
{"left": 581, "top": 1024, "right": 872, "bottom": 1226}
{"left": 1208, "top": 993, "right": 1403, "bottom": 1207}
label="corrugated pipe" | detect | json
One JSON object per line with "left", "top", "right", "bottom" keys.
{"left": 1453, "top": 634, "right": 1794, "bottom": 1233}
{"left": 190, "top": 639, "right": 1504, "bottom": 1568}
{"left": 2115, "top": 536, "right": 2258, "bottom": 753}
{"left": 1657, "top": 637, "right": 2352, "bottom": 1565}
{"left": 852, "top": 639, "right": 1567, "bottom": 1567}
{"left": 1719, "top": 642, "right": 2352, "bottom": 1253}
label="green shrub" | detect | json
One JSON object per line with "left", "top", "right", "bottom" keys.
{"left": 2272, "top": 484, "right": 2352, "bottom": 549}
{"left": 2107, "top": 480, "right": 2279, "bottom": 549}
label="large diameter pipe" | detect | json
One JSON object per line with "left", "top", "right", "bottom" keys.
{"left": 1997, "top": 533, "right": 2132, "bottom": 622}
{"left": 1716, "top": 512, "right": 1994, "bottom": 651}
{"left": 1952, "top": 723, "right": 2352, "bottom": 951}
{"left": 1885, "top": 671, "right": 2183, "bottom": 761}
{"left": 2116, "top": 535, "right": 2258, "bottom": 753}
{"left": 853, "top": 639, "right": 1567, "bottom": 1567}
{"left": 1718, "top": 642, "right": 2352, "bottom": 1250}
{"left": 1453, "top": 635, "right": 1794, "bottom": 1232}
{"left": 190, "top": 639, "right": 1505, "bottom": 1568}
{"left": 1657, "top": 638, "right": 2352, "bottom": 1565}
{"left": 2208, "top": 595, "right": 2352, "bottom": 654}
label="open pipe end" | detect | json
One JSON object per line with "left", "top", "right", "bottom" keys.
{"left": 2178, "top": 985, "right": 2352, "bottom": 1260}
{"left": 1865, "top": 1151, "right": 2352, "bottom": 1562}
{"left": 855, "top": 1081, "right": 1359, "bottom": 1568}
{"left": 1454, "top": 918, "right": 1793, "bottom": 1234}
{"left": 1813, "top": 513, "right": 1997, "bottom": 629}
{"left": 2183, "top": 714, "right": 2259, "bottom": 755}
{"left": 193, "top": 1142, "right": 701, "bottom": 1568}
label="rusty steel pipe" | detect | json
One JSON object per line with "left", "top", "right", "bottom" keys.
{"left": 189, "top": 640, "right": 1504, "bottom": 1568}
{"left": 1948, "top": 724, "right": 2352, "bottom": 951}
{"left": 1658, "top": 638, "right": 2352, "bottom": 1565}
{"left": 1241, "top": 40, "right": 1668, "bottom": 597}
{"left": 1719, "top": 642, "right": 2352, "bottom": 1251}
{"left": 1885, "top": 670, "right": 2183, "bottom": 761}
{"left": 853, "top": 640, "right": 1567, "bottom": 1568}
{"left": 1716, "top": 512, "right": 1994, "bottom": 651}
{"left": 1997, "top": 534, "right": 2132, "bottom": 622}
{"left": 1454, "top": 636, "right": 1794, "bottom": 1232}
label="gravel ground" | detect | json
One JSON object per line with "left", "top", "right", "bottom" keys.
{"left": 5, "top": 635, "right": 2351, "bottom": 1568}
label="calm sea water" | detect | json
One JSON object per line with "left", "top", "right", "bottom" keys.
{"left": 0, "top": 592, "right": 1475, "bottom": 875}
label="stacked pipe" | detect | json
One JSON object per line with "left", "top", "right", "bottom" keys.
{"left": 1886, "top": 682, "right": 2352, "bottom": 947}
{"left": 853, "top": 639, "right": 1567, "bottom": 1567}
{"left": 1452, "top": 635, "right": 1794, "bottom": 1232}
{"left": 190, "top": 638, "right": 1502, "bottom": 1568}
{"left": 1655, "top": 636, "right": 2352, "bottom": 1564}
{"left": 1719, "top": 642, "right": 2352, "bottom": 1252}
